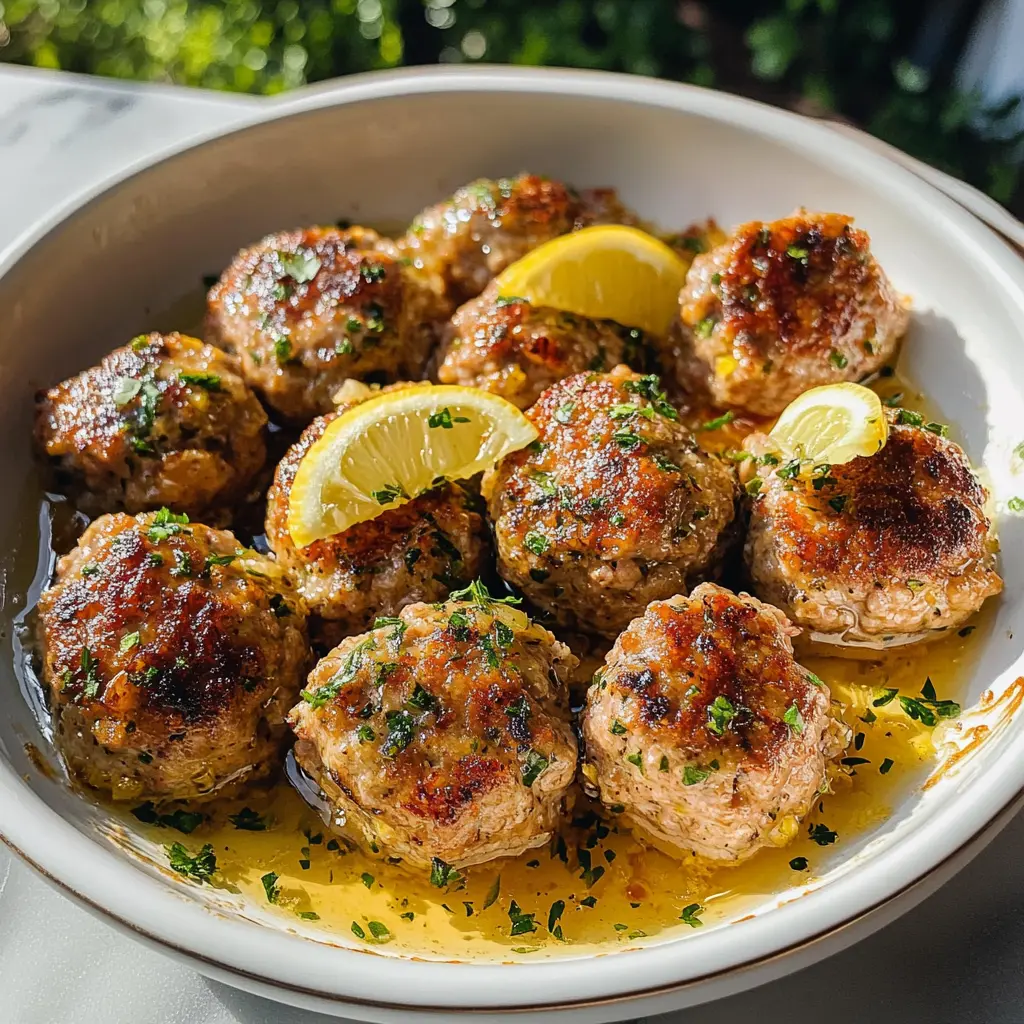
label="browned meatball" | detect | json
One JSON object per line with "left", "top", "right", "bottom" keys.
{"left": 435, "top": 280, "right": 648, "bottom": 410}
{"left": 743, "top": 411, "right": 1002, "bottom": 650}
{"left": 37, "top": 510, "right": 309, "bottom": 803}
{"left": 661, "top": 212, "right": 909, "bottom": 416}
{"left": 399, "top": 174, "right": 639, "bottom": 308}
{"left": 288, "top": 584, "right": 578, "bottom": 870}
{"left": 265, "top": 401, "right": 489, "bottom": 648}
{"left": 35, "top": 332, "right": 267, "bottom": 519}
{"left": 581, "top": 583, "right": 849, "bottom": 862}
{"left": 206, "top": 226, "right": 446, "bottom": 423}
{"left": 483, "top": 367, "right": 740, "bottom": 638}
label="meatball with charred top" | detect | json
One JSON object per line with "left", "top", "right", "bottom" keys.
{"left": 206, "top": 226, "right": 446, "bottom": 422}
{"left": 35, "top": 332, "right": 267, "bottom": 519}
{"left": 265, "top": 389, "right": 489, "bottom": 648}
{"left": 288, "top": 582, "right": 578, "bottom": 870}
{"left": 661, "top": 212, "right": 908, "bottom": 416}
{"left": 37, "top": 510, "right": 309, "bottom": 803}
{"left": 581, "top": 583, "right": 849, "bottom": 862}
{"left": 399, "top": 174, "right": 640, "bottom": 309}
{"left": 483, "top": 366, "right": 740, "bottom": 638}
{"left": 435, "top": 280, "right": 648, "bottom": 410}
{"left": 743, "top": 411, "right": 1002, "bottom": 650}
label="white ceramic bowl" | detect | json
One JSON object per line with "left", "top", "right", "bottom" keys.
{"left": 2, "top": 67, "right": 1024, "bottom": 1022}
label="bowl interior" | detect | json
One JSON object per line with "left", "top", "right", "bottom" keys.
{"left": 2, "top": 72, "right": 1024, "bottom": 1010}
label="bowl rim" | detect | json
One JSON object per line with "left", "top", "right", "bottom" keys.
{"left": 3, "top": 64, "right": 1024, "bottom": 1013}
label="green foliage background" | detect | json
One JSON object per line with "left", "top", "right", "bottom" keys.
{"left": 1, "top": 0, "right": 1021, "bottom": 205}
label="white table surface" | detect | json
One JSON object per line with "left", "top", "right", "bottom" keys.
{"left": 1, "top": 65, "right": 1022, "bottom": 1024}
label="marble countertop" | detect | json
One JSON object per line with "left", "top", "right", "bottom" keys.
{"left": 1, "top": 64, "right": 1022, "bottom": 1024}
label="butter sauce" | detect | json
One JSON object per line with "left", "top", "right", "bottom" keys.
{"left": 17, "top": 358, "right": 992, "bottom": 960}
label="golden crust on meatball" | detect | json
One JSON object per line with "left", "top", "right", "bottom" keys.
{"left": 581, "top": 583, "right": 848, "bottom": 862}
{"left": 436, "top": 280, "right": 648, "bottom": 410}
{"left": 206, "top": 226, "right": 446, "bottom": 422}
{"left": 484, "top": 366, "right": 739, "bottom": 637}
{"left": 743, "top": 412, "right": 1002, "bottom": 647}
{"left": 37, "top": 511, "right": 309, "bottom": 803}
{"left": 34, "top": 332, "right": 267, "bottom": 519}
{"left": 662, "top": 212, "right": 908, "bottom": 416}
{"left": 399, "top": 174, "right": 639, "bottom": 309}
{"left": 288, "top": 584, "right": 578, "bottom": 869}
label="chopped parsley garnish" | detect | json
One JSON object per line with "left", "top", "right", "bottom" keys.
{"left": 381, "top": 710, "right": 415, "bottom": 756}
{"left": 610, "top": 719, "right": 627, "bottom": 735}
{"left": 896, "top": 408, "right": 924, "bottom": 427}
{"left": 706, "top": 694, "right": 736, "bottom": 736}
{"left": 622, "top": 375, "right": 679, "bottom": 421}
{"left": 698, "top": 410, "right": 735, "bottom": 432}
{"left": 447, "top": 579, "right": 522, "bottom": 608}
{"left": 783, "top": 702, "right": 804, "bottom": 734}
{"left": 873, "top": 687, "right": 898, "bottom": 707}
{"left": 119, "top": 631, "right": 141, "bottom": 653}
{"left": 261, "top": 872, "right": 281, "bottom": 903}
{"left": 367, "top": 921, "right": 391, "bottom": 942}
{"left": 278, "top": 251, "right": 321, "bottom": 283}
{"left": 829, "top": 351, "right": 848, "bottom": 370}
{"left": 178, "top": 371, "right": 222, "bottom": 391}
{"left": 228, "top": 807, "right": 267, "bottom": 831}
{"left": 482, "top": 875, "right": 501, "bottom": 910}
{"left": 494, "top": 295, "right": 527, "bottom": 307}
{"left": 524, "top": 530, "right": 551, "bottom": 556}
{"left": 166, "top": 842, "right": 216, "bottom": 883}
{"left": 609, "top": 512, "right": 627, "bottom": 527}
{"left": 79, "top": 647, "right": 102, "bottom": 700}
{"left": 695, "top": 316, "right": 717, "bottom": 338}
{"left": 652, "top": 453, "right": 680, "bottom": 473}
{"left": 429, "top": 857, "right": 460, "bottom": 888}
{"left": 828, "top": 495, "right": 849, "bottom": 514}
{"left": 371, "top": 482, "right": 406, "bottom": 505}
{"left": 447, "top": 609, "right": 471, "bottom": 641}
{"left": 879, "top": 758, "right": 895, "bottom": 775}
{"left": 300, "top": 636, "right": 376, "bottom": 708}
{"left": 297, "top": 911, "right": 320, "bottom": 921}
{"left": 808, "top": 822, "right": 837, "bottom": 846}
{"left": 131, "top": 803, "right": 204, "bottom": 834}
{"left": 548, "top": 899, "right": 565, "bottom": 938}
{"left": 268, "top": 593, "right": 292, "bottom": 618}
{"left": 351, "top": 921, "right": 366, "bottom": 939}
{"left": 360, "top": 872, "right": 375, "bottom": 889}
{"left": 679, "top": 903, "right": 704, "bottom": 927}
{"left": 521, "top": 749, "right": 549, "bottom": 787}
{"left": 427, "top": 407, "right": 470, "bottom": 429}
{"left": 508, "top": 900, "right": 537, "bottom": 936}
{"left": 357, "top": 724, "right": 376, "bottom": 743}
{"left": 406, "top": 683, "right": 438, "bottom": 713}
{"left": 745, "top": 477, "right": 763, "bottom": 496}
{"left": 682, "top": 760, "right": 719, "bottom": 786}
{"left": 786, "top": 244, "right": 809, "bottom": 260}
{"left": 924, "top": 421, "right": 949, "bottom": 437}
{"left": 874, "top": 680, "right": 959, "bottom": 726}
{"left": 1008, "top": 497, "right": 1024, "bottom": 513}
{"left": 554, "top": 401, "right": 576, "bottom": 424}
{"left": 789, "top": 857, "right": 808, "bottom": 871}
{"left": 360, "top": 261, "right": 387, "bottom": 284}
{"left": 147, "top": 507, "right": 190, "bottom": 543}
{"left": 613, "top": 430, "right": 643, "bottom": 451}
{"left": 625, "top": 751, "right": 643, "bottom": 772}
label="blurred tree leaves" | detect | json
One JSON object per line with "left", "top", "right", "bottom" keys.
{"left": 0, "top": 0, "right": 1020, "bottom": 204}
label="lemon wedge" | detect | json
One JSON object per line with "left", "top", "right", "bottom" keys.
{"left": 287, "top": 385, "right": 537, "bottom": 546}
{"left": 769, "top": 383, "right": 888, "bottom": 466}
{"left": 492, "top": 225, "right": 688, "bottom": 336}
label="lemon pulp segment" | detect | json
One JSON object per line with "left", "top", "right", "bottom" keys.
{"left": 287, "top": 385, "right": 537, "bottom": 547}
{"left": 769, "top": 382, "right": 888, "bottom": 466}
{"left": 493, "top": 225, "right": 688, "bottom": 337}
